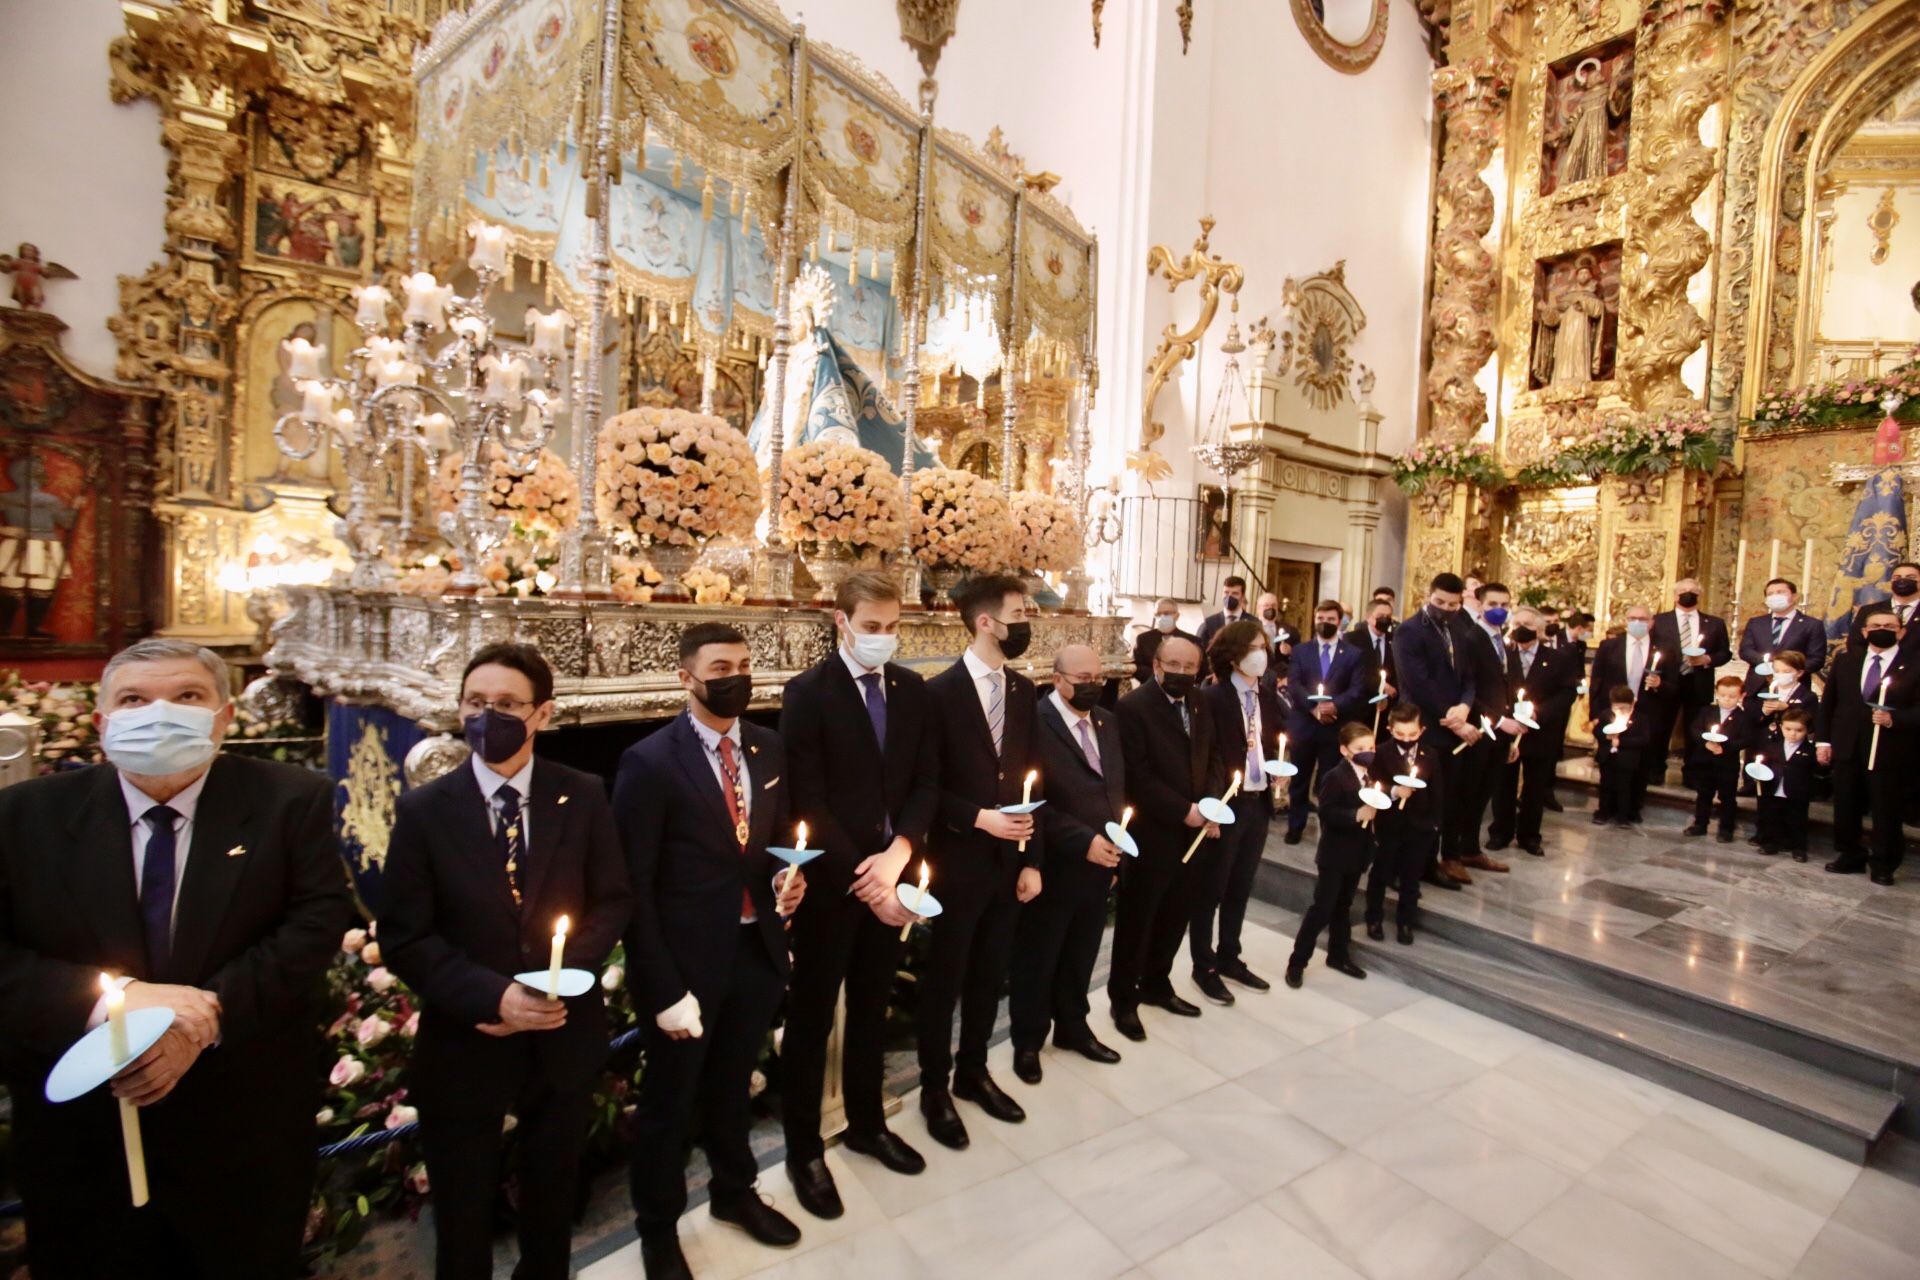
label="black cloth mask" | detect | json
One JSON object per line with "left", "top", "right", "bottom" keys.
{"left": 464, "top": 708, "right": 530, "bottom": 765}
{"left": 695, "top": 673, "right": 753, "bottom": 719}
{"left": 1159, "top": 671, "right": 1197, "bottom": 699}
{"left": 996, "top": 620, "right": 1033, "bottom": 660}
{"left": 1510, "top": 626, "right": 1537, "bottom": 645}
{"left": 1676, "top": 591, "right": 1700, "bottom": 608}
{"left": 1892, "top": 578, "right": 1919, "bottom": 598}
{"left": 1067, "top": 681, "right": 1103, "bottom": 712}
{"left": 1866, "top": 628, "right": 1899, "bottom": 651}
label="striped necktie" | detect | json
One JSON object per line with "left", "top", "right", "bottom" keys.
{"left": 985, "top": 670, "right": 1005, "bottom": 755}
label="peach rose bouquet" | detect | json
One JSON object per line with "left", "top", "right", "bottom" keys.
{"left": 432, "top": 444, "right": 578, "bottom": 535}
{"left": 909, "top": 466, "right": 1013, "bottom": 572}
{"left": 595, "top": 407, "right": 760, "bottom": 547}
{"left": 778, "top": 439, "right": 906, "bottom": 552}
{"left": 1009, "top": 491, "right": 1082, "bottom": 573}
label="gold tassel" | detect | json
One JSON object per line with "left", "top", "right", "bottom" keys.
{"left": 531, "top": 258, "right": 542, "bottom": 284}
{"left": 547, "top": 275, "right": 556, "bottom": 308}
{"left": 521, "top": 153, "right": 531, "bottom": 182}
{"left": 539, "top": 154, "right": 549, "bottom": 188}
{"left": 486, "top": 162, "right": 497, "bottom": 199}
{"left": 610, "top": 146, "right": 622, "bottom": 184}
{"left": 729, "top": 185, "right": 742, "bottom": 218}
{"left": 626, "top": 291, "right": 636, "bottom": 316}
{"left": 850, "top": 236, "right": 860, "bottom": 280}
{"left": 808, "top": 236, "right": 819, "bottom": 263}
{"left": 869, "top": 247, "right": 879, "bottom": 278}
{"left": 585, "top": 180, "right": 600, "bottom": 219}
{"left": 671, "top": 152, "right": 684, "bottom": 189}
{"left": 701, "top": 175, "right": 714, "bottom": 221}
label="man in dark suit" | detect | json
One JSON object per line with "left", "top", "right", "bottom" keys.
{"left": 1391, "top": 573, "right": 1480, "bottom": 887}
{"left": 1110, "top": 633, "right": 1222, "bottom": 1042}
{"left": 1010, "top": 643, "right": 1126, "bottom": 1085}
{"left": 1454, "top": 582, "right": 1517, "bottom": 874}
{"left": 0, "top": 639, "right": 351, "bottom": 1279}
{"left": 616, "top": 623, "right": 809, "bottom": 1278}
{"left": 1195, "top": 575, "right": 1247, "bottom": 655}
{"left": 1192, "top": 620, "right": 1282, "bottom": 1004}
{"left": 779, "top": 573, "right": 938, "bottom": 1219}
{"left": 1132, "top": 597, "right": 1196, "bottom": 686}
{"left": 1647, "top": 578, "right": 1731, "bottom": 778}
{"left": 919, "top": 574, "right": 1042, "bottom": 1150}
{"left": 383, "top": 643, "right": 631, "bottom": 1280}
{"left": 1283, "top": 600, "right": 1371, "bottom": 843}
{"left": 1348, "top": 597, "right": 1397, "bottom": 698}
{"left": 1843, "top": 561, "right": 1920, "bottom": 657}
{"left": 1817, "top": 604, "right": 1916, "bottom": 885}
{"left": 1590, "top": 603, "right": 1681, "bottom": 820}
{"left": 1739, "top": 577, "right": 1827, "bottom": 679}
{"left": 1487, "top": 606, "right": 1582, "bottom": 857}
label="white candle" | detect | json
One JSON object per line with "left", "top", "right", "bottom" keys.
{"left": 1022, "top": 770, "right": 1038, "bottom": 804}
{"left": 451, "top": 314, "right": 489, "bottom": 347}
{"left": 1802, "top": 538, "right": 1815, "bottom": 601}
{"left": 900, "top": 861, "right": 931, "bottom": 941}
{"left": 366, "top": 335, "right": 407, "bottom": 364}
{"left": 1222, "top": 769, "right": 1243, "bottom": 803}
{"left": 794, "top": 821, "right": 808, "bottom": 853}
{"left": 371, "top": 356, "right": 420, "bottom": 389}
{"left": 468, "top": 221, "right": 511, "bottom": 275}
{"left": 1317, "top": 682, "right": 1326, "bottom": 699}
{"left": 330, "top": 406, "right": 360, "bottom": 446}
{"left": 419, "top": 412, "right": 453, "bottom": 453}
{"left": 297, "top": 380, "right": 338, "bottom": 423}
{"left": 102, "top": 975, "right": 149, "bottom": 1207}
{"left": 526, "top": 307, "right": 572, "bottom": 359}
{"left": 1400, "top": 762, "right": 1418, "bottom": 809}
{"left": 1768, "top": 538, "right": 1781, "bottom": 582}
{"left": 103, "top": 973, "right": 129, "bottom": 1064}
{"left": 1277, "top": 734, "right": 1288, "bottom": 768}
{"left": 352, "top": 283, "right": 392, "bottom": 329}
{"left": 547, "top": 915, "right": 568, "bottom": 1000}
{"left": 401, "top": 271, "right": 453, "bottom": 330}
{"left": 1732, "top": 536, "right": 1747, "bottom": 610}
{"left": 1120, "top": 806, "right": 1133, "bottom": 832}
{"left": 281, "top": 336, "right": 327, "bottom": 380}
{"left": 479, "top": 353, "right": 527, "bottom": 410}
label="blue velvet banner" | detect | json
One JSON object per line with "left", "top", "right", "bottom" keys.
{"left": 326, "top": 700, "right": 426, "bottom": 917}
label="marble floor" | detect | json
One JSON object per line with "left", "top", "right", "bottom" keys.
{"left": 1269, "top": 792, "right": 1920, "bottom": 1067}
{"left": 573, "top": 913, "right": 1920, "bottom": 1280}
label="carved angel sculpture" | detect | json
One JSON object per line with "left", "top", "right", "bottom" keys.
{"left": 0, "top": 243, "right": 77, "bottom": 311}
{"left": 1555, "top": 58, "right": 1631, "bottom": 188}
{"left": 1532, "top": 266, "right": 1607, "bottom": 388}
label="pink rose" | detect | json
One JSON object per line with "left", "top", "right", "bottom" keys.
{"left": 329, "top": 1055, "right": 367, "bottom": 1088}
{"left": 341, "top": 928, "right": 368, "bottom": 955}
{"left": 366, "top": 966, "right": 396, "bottom": 994}
{"left": 385, "top": 1103, "right": 419, "bottom": 1129}
{"left": 357, "top": 1014, "right": 393, "bottom": 1048}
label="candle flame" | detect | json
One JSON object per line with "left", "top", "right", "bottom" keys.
{"left": 1025, "top": 769, "right": 1038, "bottom": 786}
{"left": 916, "top": 861, "right": 931, "bottom": 896}
{"left": 795, "top": 821, "right": 808, "bottom": 851}
{"left": 1121, "top": 805, "right": 1134, "bottom": 831}
{"left": 1517, "top": 687, "right": 1525, "bottom": 701}
{"left": 1318, "top": 683, "right": 1326, "bottom": 696}
{"left": 1409, "top": 763, "right": 1418, "bottom": 779}
{"left": 1232, "top": 770, "right": 1242, "bottom": 786}
{"left": 99, "top": 972, "right": 113, "bottom": 995}
{"left": 554, "top": 915, "right": 570, "bottom": 938}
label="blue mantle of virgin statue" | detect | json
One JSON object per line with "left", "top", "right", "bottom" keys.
{"left": 327, "top": 700, "right": 426, "bottom": 916}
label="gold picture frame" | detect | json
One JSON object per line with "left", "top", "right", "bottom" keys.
{"left": 245, "top": 173, "right": 377, "bottom": 280}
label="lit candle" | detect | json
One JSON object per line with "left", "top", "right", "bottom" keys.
{"left": 1222, "top": 769, "right": 1243, "bottom": 803}
{"left": 1276, "top": 734, "right": 1288, "bottom": 769}
{"left": 1649, "top": 651, "right": 1661, "bottom": 673}
{"left": 401, "top": 271, "right": 453, "bottom": 330}
{"left": 366, "top": 335, "right": 407, "bottom": 364}
{"left": 371, "top": 356, "right": 420, "bottom": 389}
{"left": 330, "top": 406, "right": 360, "bottom": 447}
{"left": 419, "top": 412, "right": 454, "bottom": 453}
{"left": 1317, "top": 682, "right": 1326, "bottom": 699}
{"left": 102, "top": 974, "right": 149, "bottom": 1207}
{"left": 794, "top": 821, "right": 808, "bottom": 854}
{"left": 468, "top": 221, "right": 511, "bottom": 275}
{"left": 1120, "top": 805, "right": 1133, "bottom": 832}
{"left": 1400, "top": 762, "right": 1418, "bottom": 810}
{"left": 1022, "top": 770, "right": 1038, "bottom": 804}
{"left": 900, "top": 860, "right": 931, "bottom": 941}
{"left": 526, "top": 306, "right": 572, "bottom": 359}
{"left": 281, "top": 336, "right": 328, "bottom": 380}
{"left": 451, "top": 314, "right": 489, "bottom": 347}
{"left": 352, "top": 283, "right": 392, "bottom": 329}
{"left": 297, "top": 380, "right": 338, "bottom": 423}
{"left": 547, "top": 915, "right": 569, "bottom": 1001}
{"left": 479, "top": 353, "right": 527, "bottom": 409}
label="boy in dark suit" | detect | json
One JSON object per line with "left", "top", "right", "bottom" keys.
{"left": 1285, "top": 722, "right": 1379, "bottom": 988}
{"left": 1742, "top": 649, "right": 1817, "bottom": 741}
{"left": 1681, "top": 675, "right": 1753, "bottom": 843}
{"left": 1754, "top": 707, "right": 1817, "bottom": 860}
{"left": 383, "top": 643, "right": 632, "bottom": 1280}
{"left": 1487, "top": 606, "right": 1581, "bottom": 857}
{"left": 1365, "top": 704, "right": 1439, "bottom": 946}
{"left": 919, "top": 574, "right": 1043, "bottom": 1150}
{"left": 1592, "top": 685, "right": 1649, "bottom": 828}
{"left": 615, "top": 623, "right": 809, "bottom": 1277}
{"left": 779, "top": 573, "right": 939, "bottom": 1220}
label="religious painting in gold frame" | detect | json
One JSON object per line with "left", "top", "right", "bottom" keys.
{"left": 245, "top": 173, "right": 377, "bottom": 280}
{"left": 1198, "top": 483, "right": 1232, "bottom": 560}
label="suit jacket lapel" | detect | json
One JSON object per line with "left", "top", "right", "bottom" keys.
{"left": 167, "top": 755, "right": 259, "bottom": 984}
{"left": 447, "top": 762, "right": 524, "bottom": 921}
{"left": 63, "top": 765, "right": 146, "bottom": 975}
{"left": 827, "top": 656, "right": 885, "bottom": 765}
{"left": 521, "top": 762, "right": 572, "bottom": 920}
{"left": 670, "top": 715, "right": 737, "bottom": 850}
{"left": 950, "top": 660, "right": 1001, "bottom": 761}
{"left": 1099, "top": 712, "right": 1126, "bottom": 815}
{"left": 743, "top": 728, "right": 774, "bottom": 855}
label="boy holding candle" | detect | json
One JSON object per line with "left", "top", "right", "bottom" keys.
{"left": 1591, "top": 685, "right": 1650, "bottom": 829}
{"left": 1285, "top": 722, "right": 1379, "bottom": 988}
{"left": 1365, "top": 704, "right": 1438, "bottom": 946}
{"left": 1683, "top": 675, "right": 1755, "bottom": 843}
{"left": 383, "top": 643, "right": 632, "bottom": 1280}
{"left": 1753, "top": 707, "right": 1817, "bottom": 860}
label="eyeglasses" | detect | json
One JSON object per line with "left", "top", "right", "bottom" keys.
{"left": 461, "top": 695, "right": 536, "bottom": 718}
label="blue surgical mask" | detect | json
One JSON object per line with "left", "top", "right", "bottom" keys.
{"left": 1626, "top": 620, "right": 1650, "bottom": 640}
{"left": 1483, "top": 606, "right": 1509, "bottom": 627}
{"left": 102, "top": 700, "right": 220, "bottom": 776}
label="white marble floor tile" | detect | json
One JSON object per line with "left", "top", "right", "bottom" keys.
{"left": 736, "top": 1222, "right": 928, "bottom": 1280}
{"left": 1491, "top": 1043, "right": 1674, "bottom": 1136}
{"left": 1131, "top": 994, "right": 1307, "bottom": 1078}
{"left": 1239, "top": 1046, "right": 1430, "bottom": 1148}
{"left": 1822, "top": 1164, "right": 1920, "bottom": 1259}
{"left": 1642, "top": 1098, "right": 1861, "bottom": 1218}
{"left": 1141, "top": 1202, "right": 1363, "bottom": 1280}
{"left": 1789, "top": 1219, "right": 1918, "bottom": 1279}
{"left": 1230, "top": 979, "right": 1373, "bottom": 1045}
{"left": 1265, "top": 1150, "right": 1501, "bottom": 1280}
{"left": 1512, "top": 1183, "right": 1755, "bottom": 1280}
{"left": 1382, "top": 996, "right": 1541, "bottom": 1067}
{"left": 1437, "top": 1071, "right": 1637, "bottom": 1176}
{"left": 980, "top": 1042, "right": 1140, "bottom": 1163}
{"left": 1307, "top": 965, "right": 1430, "bottom": 1019}
{"left": 1051, "top": 1019, "right": 1225, "bottom": 1117}
{"left": 1143, "top": 1081, "right": 1342, "bottom": 1197}
{"left": 1033, "top": 1119, "right": 1246, "bottom": 1262}
{"left": 1458, "top": 1243, "right": 1573, "bottom": 1280}
{"left": 837, "top": 1091, "right": 1024, "bottom": 1220}
{"left": 891, "top": 1165, "right": 1134, "bottom": 1280}
{"left": 1317, "top": 1018, "right": 1489, "bottom": 1096}
{"left": 1357, "top": 1110, "right": 1573, "bottom": 1237}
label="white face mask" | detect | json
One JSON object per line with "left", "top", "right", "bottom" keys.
{"left": 1238, "top": 648, "right": 1269, "bottom": 679}
{"left": 1153, "top": 614, "right": 1176, "bottom": 633}
{"left": 102, "top": 699, "right": 220, "bottom": 776}
{"left": 845, "top": 630, "right": 899, "bottom": 670}
{"left": 1766, "top": 593, "right": 1791, "bottom": 613}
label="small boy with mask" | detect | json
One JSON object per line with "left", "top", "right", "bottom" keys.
{"left": 1752, "top": 706, "right": 1817, "bottom": 860}
{"left": 1592, "top": 684, "right": 1649, "bottom": 828}
{"left": 1286, "top": 722, "right": 1378, "bottom": 988}
{"left": 1364, "top": 704, "right": 1437, "bottom": 946}
{"left": 1683, "top": 674, "right": 1754, "bottom": 842}
{"left": 1743, "top": 649, "right": 1817, "bottom": 739}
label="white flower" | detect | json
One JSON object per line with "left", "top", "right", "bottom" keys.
{"left": 366, "top": 966, "right": 396, "bottom": 994}
{"left": 749, "top": 1069, "right": 768, "bottom": 1098}
{"left": 405, "top": 1162, "right": 431, "bottom": 1195}
{"left": 356, "top": 1014, "right": 393, "bottom": 1048}
{"left": 341, "top": 928, "right": 367, "bottom": 955}
{"left": 329, "top": 1055, "right": 367, "bottom": 1088}
{"left": 315, "top": 1107, "right": 336, "bottom": 1127}
{"left": 385, "top": 1104, "right": 419, "bottom": 1129}
{"left": 601, "top": 964, "right": 625, "bottom": 992}
{"left": 361, "top": 941, "right": 382, "bottom": 967}
{"left": 502, "top": 1113, "right": 519, "bottom": 1134}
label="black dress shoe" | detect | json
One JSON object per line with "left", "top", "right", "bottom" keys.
{"left": 1284, "top": 966, "right": 1304, "bottom": 989}
{"left": 1825, "top": 858, "right": 1867, "bottom": 875}
{"left": 921, "top": 1087, "right": 970, "bottom": 1150}
{"left": 1219, "top": 959, "right": 1270, "bottom": 992}
{"left": 1284, "top": 829, "right": 1304, "bottom": 845}
{"left": 844, "top": 1128, "right": 926, "bottom": 1175}
{"left": 1520, "top": 841, "right": 1544, "bottom": 857}
{"left": 1590, "top": 812, "right": 1610, "bottom": 826}
{"left": 1716, "top": 831, "right": 1734, "bottom": 843}
{"left": 1193, "top": 970, "right": 1235, "bottom": 1005}
{"left": 786, "top": 1156, "right": 843, "bottom": 1221}
{"left": 1683, "top": 824, "right": 1708, "bottom": 837}
{"left": 641, "top": 1234, "right": 693, "bottom": 1280}
{"left": 954, "top": 1071, "right": 1027, "bottom": 1123}
{"left": 1422, "top": 870, "right": 1463, "bottom": 891}
{"left": 1366, "top": 921, "right": 1386, "bottom": 941}
{"left": 1396, "top": 925, "right": 1415, "bottom": 945}
{"left": 1013, "top": 1048, "right": 1043, "bottom": 1085}
{"left": 1143, "top": 991, "right": 1202, "bottom": 1018}
{"left": 1747, "top": 835, "right": 1763, "bottom": 846}
{"left": 1544, "top": 795, "right": 1564, "bottom": 812}
{"left": 710, "top": 1193, "right": 802, "bottom": 1248}
{"left": 1111, "top": 1007, "right": 1147, "bottom": 1041}
{"left": 1056, "top": 1033, "right": 1121, "bottom": 1064}
{"left": 1486, "top": 836, "right": 1512, "bottom": 851}
{"left": 1327, "top": 957, "right": 1368, "bottom": 980}
{"left": 1871, "top": 870, "right": 1896, "bottom": 886}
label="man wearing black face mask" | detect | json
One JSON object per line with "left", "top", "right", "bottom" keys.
{"left": 615, "top": 624, "right": 808, "bottom": 1274}
{"left": 920, "top": 574, "right": 1044, "bottom": 1149}
{"left": 1844, "top": 561, "right": 1920, "bottom": 658}
{"left": 1391, "top": 573, "right": 1479, "bottom": 887}
{"left": 1348, "top": 599, "right": 1397, "bottom": 701}
{"left": 1196, "top": 575, "right": 1247, "bottom": 657}
{"left": 384, "top": 643, "right": 632, "bottom": 1280}
{"left": 1650, "top": 578, "right": 1731, "bottom": 783}
{"left": 1817, "top": 604, "right": 1917, "bottom": 886}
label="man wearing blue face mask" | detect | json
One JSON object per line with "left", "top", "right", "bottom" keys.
{"left": 0, "top": 638, "right": 351, "bottom": 1279}
{"left": 383, "top": 642, "right": 631, "bottom": 1280}
{"left": 1591, "top": 604, "right": 1682, "bottom": 822}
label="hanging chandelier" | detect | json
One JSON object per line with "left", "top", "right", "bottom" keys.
{"left": 1192, "top": 299, "right": 1262, "bottom": 479}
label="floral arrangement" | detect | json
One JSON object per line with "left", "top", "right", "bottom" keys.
{"left": 432, "top": 444, "right": 578, "bottom": 535}
{"left": 1390, "top": 438, "right": 1506, "bottom": 495}
{"left": 0, "top": 672, "right": 96, "bottom": 770}
{"left": 778, "top": 439, "right": 906, "bottom": 552}
{"left": 908, "top": 467, "right": 1013, "bottom": 572}
{"left": 595, "top": 407, "right": 760, "bottom": 547}
{"left": 1513, "top": 408, "right": 1723, "bottom": 485}
{"left": 682, "top": 564, "right": 746, "bottom": 606}
{"left": 1009, "top": 491, "right": 1082, "bottom": 574}
{"left": 609, "top": 552, "right": 664, "bottom": 604}
{"left": 1748, "top": 355, "right": 1920, "bottom": 433}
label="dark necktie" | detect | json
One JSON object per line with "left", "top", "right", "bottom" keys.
{"left": 1771, "top": 616, "right": 1786, "bottom": 645}
{"left": 1076, "top": 716, "right": 1103, "bottom": 776}
{"left": 858, "top": 672, "right": 887, "bottom": 751}
{"left": 718, "top": 736, "right": 754, "bottom": 920}
{"left": 140, "top": 805, "right": 180, "bottom": 979}
{"left": 495, "top": 787, "right": 524, "bottom": 908}
{"left": 1322, "top": 643, "right": 1334, "bottom": 677}
{"left": 1864, "top": 653, "right": 1885, "bottom": 704}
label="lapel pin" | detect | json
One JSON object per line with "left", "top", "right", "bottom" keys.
{"left": 226, "top": 844, "right": 246, "bottom": 858}
{"left": 749, "top": 743, "right": 760, "bottom": 755}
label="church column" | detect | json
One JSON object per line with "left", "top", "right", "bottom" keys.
{"left": 1343, "top": 500, "right": 1382, "bottom": 614}
{"left": 1228, "top": 445, "right": 1278, "bottom": 593}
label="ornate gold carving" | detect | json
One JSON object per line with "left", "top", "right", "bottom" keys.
{"left": 1606, "top": 530, "right": 1667, "bottom": 618}
{"left": 261, "top": 91, "right": 366, "bottom": 181}
{"left": 1416, "top": 481, "right": 1459, "bottom": 530}
{"left": 340, "top": 720, "right": 401, "bottom": 875}
{"left": 896, "top": 0, "right": 960, "bottom": 78}
{"left": 1868, "top": 187, "right": 1900, "bottom": 265}
{"left": 1138, "top": 217, "right": 1243, "bottom": 479}
{"left": 1280, "top": 261, "right": 1368, "bottom": 412}
{"left": 1290, "top": 0, "right": 1390, "bottom": 76}
{"left": 1502, "top": 504, "right": 1597, "bottom": 571}
{"left": 1427, "top": 58, "right": 1513, "bottom": 442}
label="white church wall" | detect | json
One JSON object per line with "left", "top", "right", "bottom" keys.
{"left": 1818, "top": 184, "right": 1920, "bottom": 347}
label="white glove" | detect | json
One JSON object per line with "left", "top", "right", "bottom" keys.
{"left": 655, "top": 991, "right": 704, "bottom": 1039}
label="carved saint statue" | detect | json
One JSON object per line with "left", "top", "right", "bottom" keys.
{"left": 1532, "top": 263, "right": 1607, "bottom": 388}
{"left": 1554, "top": 58, "right": 1630, "bottom": 188}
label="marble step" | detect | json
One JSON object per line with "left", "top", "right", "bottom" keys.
{"left": 1254, "top": 858, "right": 1902, "bottom": 1163}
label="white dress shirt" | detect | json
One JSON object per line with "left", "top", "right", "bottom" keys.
{"left": 1627, "top": 635, "right": 1649, "bottom": 691}
{"left": 962, "top": 645, "right": 1004, "bottom": 725}
{"left": 1049, "top": 688, "right": 1103, "bottom": 769}
{"left": 91, "top": 770, "right": 212, "bottom": 1029}
{"left": 841, "top": 645, "right": 888, "bottom": 700}
{"left": 472, "top": 754, "right": 533, "bottom": 842}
